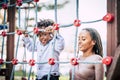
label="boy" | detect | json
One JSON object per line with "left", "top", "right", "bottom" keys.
{"left": 22, "top": 19, "right": 65, "bottom": 80}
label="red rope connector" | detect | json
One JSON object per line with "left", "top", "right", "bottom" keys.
{"left": 0, "top": 59, "right": 4, "bottom": 64}
{"left": 16, "top": 0, "right": 23, "bottom": 6}
{"left": 1, "top": 31, "right": 7, "bottom": 37}
{"left": 103, "top": 13, "right": 114, "bottom": 22}
{"left": 12, "top": 58, "right": 18, "bottom": 65}
{"left": 17, "top": 30, "right": 22, "bottom": 35}
{"left": 29, "top": 59, "right": 35, "bottom": 66}
{"left": 33, "top": 27, "right": 39, "bottom": 34}
{"left": 21, "top": 77, "right": 27, "bottom": 80}
{"left": 53, "top": 24, "right": 59, "bottom": 30}
{"left": 2, "top": 3, "right": 8, "bottom": 9}
{"left": 48, "top": 58, "right": 55, "bottom": 65}
{"left": 70, "top": 58, "right": 78, "bottom": 66}
{"left": 74, "top": 19, "right": 81, "bottom": 27}
{"left": 34, "top": 0, "right": 39, "bottom": 2}
{"left": 102, "top": 56, "right": 112, "bottom": 66}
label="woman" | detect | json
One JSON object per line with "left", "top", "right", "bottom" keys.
{"left": 70, "top": 28, "right": 104, "bottom": 80}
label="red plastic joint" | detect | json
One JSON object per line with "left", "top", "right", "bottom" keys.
{"left": 29, "top": 59, "right": 35, "bottom": 66}
{"left": 53, "top": 24, "right": 59, "bottom": 30}
{"left": 21, "top": 77, "right": 27, "bottom": 80}
{"left": 70, "top": 58, "right": 78, "bottom": 66}
{"left": 102, "top": 56, "right": 112, "bottom": 65}
{"left": 1, "top": 31, "right": 7, "bottom": 37}
{"left": 2, "top": 3, "right": 8, "bottom": 9}
{"left": 12, "top": 58, "right": 18, "bottom": 65}
{"left": 0, "top": 59, "right": 4, "bottom": 64}
{"left": 17, "top": 30, "right": 22, "bottom": 35}
{"left": 103, "top": 13, "right": 114, "bottom": 22}
{"left": 48, "top": 58, "right": 55, "bottom": 65}
{"left": 74, "top": 19, "right": 81, "bottom": 27}
{"left": 33, "top": 27, "right": 39, "bottom": 34}
{"left": 16, "top": 0, "right": 22, "bottom": 6}
{"left": 34, "top": 0, "right": 39, "bottom": 2}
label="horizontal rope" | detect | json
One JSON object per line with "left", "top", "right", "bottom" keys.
{"left": 1, "top": 59, "right": 103, "bottom": 64}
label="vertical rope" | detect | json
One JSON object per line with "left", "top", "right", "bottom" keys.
{"left": 74, "top": 0, "right": 79, "bottom": 57}
{"left": 0, "top": 5, "right": 6, "bottom": 70}
{"left": 1, "top": 9, "right": 6, "bottom": 59}
{"left": 10, "top": 6, "right": 21, "bottom": 80}
{"left": 28, "top": 2, "right": 38, "bottom": 80}
{"left": 72, "top": 0, "right": 79, "bottom": 80}
{"left": 26, "top": 4, "right": 30, "bottom": 30}
{"left": 54, "top": 0, "right": 58, "bottom": 23}
{"left": 47, "top": 0, "right": 58, "bottom": 80}
{"left": 22, "top": 7, "right": 29, "bottom": 78}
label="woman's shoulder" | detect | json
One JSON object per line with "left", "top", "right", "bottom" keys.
{"left": 79, "top": 54, "right": 103, "bottom": 61}
{"left": 91, "top": 54, "right": 103, "bottom": 60}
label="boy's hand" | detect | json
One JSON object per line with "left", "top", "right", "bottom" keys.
{"left": 45, "top": 26, "right": 54, "bottom": 34}
{"left": 22, "top": 30, "right": 28, "bottom": 37}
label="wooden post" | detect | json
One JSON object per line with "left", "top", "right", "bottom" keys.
{"left": 107, "top": 0, "right": 120, "bottom": 80}
{"left": 6, "top": 0, "right": 16, "bottom": 80}
{"left": 107, "top": 0, "right": 117, "bottom": 56}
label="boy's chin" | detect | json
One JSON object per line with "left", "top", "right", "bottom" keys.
{"left": 42, "top": 42, "right": 49, "bottom": 46}
{"left": 41, "top": 40, "right": 51, "bottom": 46}
{"left": 42, "top": 43, "right": 47, "bottom": 46}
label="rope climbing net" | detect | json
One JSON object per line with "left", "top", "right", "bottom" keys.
{"left": 0, "top": 0, "right": 114, "bottom": 80}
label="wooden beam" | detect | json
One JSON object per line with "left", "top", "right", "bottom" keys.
{"left": 107, "top": 0, "right": 117, "bottom": 57}
{"left": 107, "top": 45, "right": 120, "bottom": 80}
{"left": 117, "top": 0, "right": 120, "bottom": 45}
{"left": 107, "top": 0, "right": 120, "bottom": 80}
{"left": 6, "top": 0, "right": 16, "bottom": 80}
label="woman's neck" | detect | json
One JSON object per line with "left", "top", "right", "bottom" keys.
{"left": 83, "top": 50, "right": 94, "bottom": 57}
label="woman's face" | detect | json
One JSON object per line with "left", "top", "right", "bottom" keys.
{"left": 78, "top": 30, "right": 95, "bottom": 52}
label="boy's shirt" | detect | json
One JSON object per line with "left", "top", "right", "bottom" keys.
{"left": 22, "top": 34, "right": 64, "bottom": 79}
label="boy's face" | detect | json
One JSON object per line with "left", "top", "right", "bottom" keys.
{"left": 38, "top": 32, "right": 52, "bottom": 46}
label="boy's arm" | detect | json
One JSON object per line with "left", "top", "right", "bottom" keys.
{"left": 54, "top": 33, "right": 65, "bottom": 53}
{"left": 45, "top": 26, "right": 65, "bottom": 52}
{"left": 22, "top": 36, "right": 37, "bottom": 52}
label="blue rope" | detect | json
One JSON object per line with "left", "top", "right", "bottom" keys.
{"left": 59, "top": 19, "right": 102, "bottom": 28}
{"left": 0, "top": 6, "right": 6, "bottom": 71}
{"left": 47, "top": 0, "right": 59, "bottom": 80}
{"left": 3, "top": 60, "right": 102, "bottom": 64}
{"left": 76, "top": 0, "right": 79, "bottom": 19}
{"left": 28, "top": 2, "right": 38, "bottom": 80}
{"left": 10, "top": 66, "right": 15, "bottom": 80}
{"left": 72, "top": 0, "right": 79, "bottom": 80}
{"left": 54, "top": 0, "right": 58, "bottom": 23}
{"left": 10, "top": 6, "right": 21, "bottom": 80}
{"left": 1, "top": 9, "right": 6, "bottom": 59}
{"left": 81, "top": 19, "right": 103, "bottom": 24}
{"left": 22, "top": 4, "right": 31, "bottom": 78}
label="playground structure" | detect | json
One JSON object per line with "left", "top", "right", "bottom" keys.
{"left": 0, "top": 0, "right": 120, "bottom": 80}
